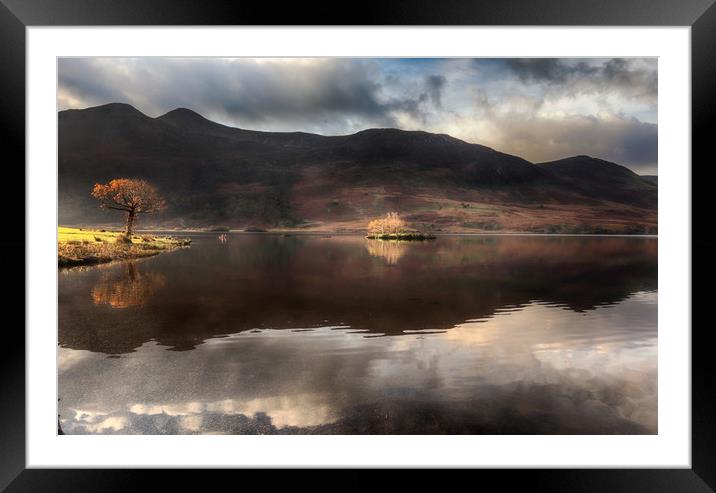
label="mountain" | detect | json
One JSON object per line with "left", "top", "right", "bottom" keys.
{"left": 58, "top": 103, "right": 657, "bottom": 234}
{"left": 538, "top": 156, "right": 657, "bottom": 208}
{"left": 641, "top": 175, "right": 658, "bottom": 185}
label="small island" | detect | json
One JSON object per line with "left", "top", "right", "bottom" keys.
{"left": 58, "top": 178, "right": 190, "bottom": 267}
{"left": 365, "top": 212, "right": 436, "bottom": 241}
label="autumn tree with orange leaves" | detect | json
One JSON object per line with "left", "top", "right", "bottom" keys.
{"left": 91, "top": 179, "right": 166, "bottom": 236}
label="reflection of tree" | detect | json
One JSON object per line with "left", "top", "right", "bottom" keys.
{"left": 91, "top": 261, "right": 166, "bottom": 308}
{"left": 365, "top": 240, "right": 408, "bottom": 265}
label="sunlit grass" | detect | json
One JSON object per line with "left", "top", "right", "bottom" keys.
{"left": 58, "top": 227, "right": 190, "bottom": 267}
{"left": 58, "top": 226, "right": 183, "bottom": 246}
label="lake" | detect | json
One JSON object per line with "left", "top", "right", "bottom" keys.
{"left": 58, "top": 234, "right": 657, "bottom": 434}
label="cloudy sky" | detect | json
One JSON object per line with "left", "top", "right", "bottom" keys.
{"left": 58, "top": 57, "right": 658, "bottom": 174}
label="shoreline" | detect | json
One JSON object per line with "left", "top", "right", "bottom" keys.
{"left": 58, "top": 227, "right": 191, "bottom": 268}
{"left": 128, "top": 229, "right": 659, "bottom": 238}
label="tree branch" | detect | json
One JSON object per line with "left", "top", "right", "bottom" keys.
{"left": 104, "top": 205, "right": 133, "bottom": 212}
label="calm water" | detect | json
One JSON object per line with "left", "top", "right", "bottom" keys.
{"left": 58, "top": 234, "right": 657, "bottom": 434}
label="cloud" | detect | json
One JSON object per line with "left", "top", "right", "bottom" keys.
{"left": 505, "top": 58, "right": 593, "bottom": 83}
{"left": 58, "top": 58, "right": 429, "bottom": 135}
{"left": 503, "top": 58, "right": 657, "bottom": 102}
{"left": 434, "top": 94, "right": 658, "bottom": 174}
{"left": 58, "top": 57, "right": 658, "bottom": 173}
{"left": 494, "top": 114, "right": 657, "bottom": 173}
{"left": 425, "top": 74, "right": 447, "bottom": 108}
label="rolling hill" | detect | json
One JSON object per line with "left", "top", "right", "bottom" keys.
{"left": 58, "top": 103, "right": 658, "bottom": 234}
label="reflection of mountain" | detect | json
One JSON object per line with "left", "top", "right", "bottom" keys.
{"left": 58, "top": 236, "right": 657, "bottom": 354}
{"left": 59, "top": 297, "right": 657, "bottom": 435}
{"left": 91, "top": 262, "right": 166, "bottom": 308}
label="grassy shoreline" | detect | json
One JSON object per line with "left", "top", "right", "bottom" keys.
{"left": 365, "top": 233, "right": 436, "bottom": 240}
{"left": 58, "top": 227, "right": 191, "bottom": 268}
{"left": 124, "top": 226, "right": 656, "bottom": 235}
{"left": 92, "top": 228, "right": 656, "bottom": 238}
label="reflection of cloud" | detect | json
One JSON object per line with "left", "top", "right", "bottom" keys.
{"left": 91, "top": 262, "right": 166, "bottom": 308}
{"left": 59, "top": 292, "right": 657, "bottom": 434}
{"left": 58, "top": 347, "right": 93, "bottom": 372}
{"left": 86, "top": 416, "right": 128, "bottom": 433}
{"left": 443, "top": 292, "right": 657, "bottom": 351}
{"left": 128, "top": 402, "right": 204, "bottom": 416}
{"left": 387, "top": 293, "right": 658, "bottom": 432}
{"left": 365, "top": 240, "right": 408, "bottom": 265}
{"left": 125, "top": 395, "right": 336, "bottom": 429}
{"left": 64, "top": 394, "right": 337, "bottom": 434}
{"left": 68, "top": 409, "right": 128, "bottom": 433}
{"left": 215, "top": 396, "right": 335, "bottom": 428}
{"left": 179, "top": 415, "right": 203, "bottom": 432}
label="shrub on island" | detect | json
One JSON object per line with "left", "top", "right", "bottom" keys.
{"left": 365, "top": 212, "right": 435, "bottom": 241}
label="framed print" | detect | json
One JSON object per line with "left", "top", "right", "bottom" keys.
{"left": 3, "top": 0, "right": 714, "bottom": 489}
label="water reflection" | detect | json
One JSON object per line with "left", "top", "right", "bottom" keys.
{"left": 365, "top": 239, "right": 409, "bottom": 264}
{"left": 59, "top": 235, "right": 656, "bottom": 353}
{"left": 58, "top": 235, "right": 657, "bottom": 434}
{"left": 91, "top": 262, "right": 166, "bottom": 308}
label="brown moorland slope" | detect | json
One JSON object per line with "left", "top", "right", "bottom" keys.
{"left": 59, "top": 103, "right": 657, "bottom": 234}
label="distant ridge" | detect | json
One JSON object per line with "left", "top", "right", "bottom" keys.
{"left": 58, "top": 103, "right": 657, "bottom": 234}
{"left": 538, "top": 156, "right": 657, "bottom": 207}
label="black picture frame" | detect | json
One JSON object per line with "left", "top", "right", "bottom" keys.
{"left": 2, "top": 0, "right": 712, "bottom": 490}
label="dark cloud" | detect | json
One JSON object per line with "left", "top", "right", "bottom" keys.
{"left": 58, "top": 58, "right": 133, "bottom": 106}
{"left": 58, "top": 58, "right": 429, "bottom": 134}
{"left": 58, "top": 57, "right": 658, "bottom": 173}
{"left": 505, "top": 58, "right": 597, "bottom": 83}
{"left": 503, "top": 58, "right": 657, "bottom": 101}
{"left": 425, "top": 75, "right": 447, "bottom": 108}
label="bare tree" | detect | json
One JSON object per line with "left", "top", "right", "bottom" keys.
{"left": 367, "top": 212, "right": 407, "bottom": 235}
{"left": 91, "top": 178, "right": 166, "bottom": 236}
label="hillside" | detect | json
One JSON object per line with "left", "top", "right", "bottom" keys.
{"left": 58, "top": 103, "right": 658, "bottom": 234}
{"left": 538, "top": 156, "right": 657, "bottom": 208}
